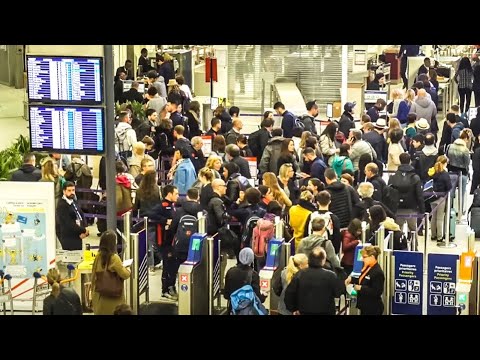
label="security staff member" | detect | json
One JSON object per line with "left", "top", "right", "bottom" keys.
{"left": 147, "top": 185, "right": 179, "bottom": 300}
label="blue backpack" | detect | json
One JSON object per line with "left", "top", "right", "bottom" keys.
{"left": 230, "top": 269, "right": 268, "bottom": 315}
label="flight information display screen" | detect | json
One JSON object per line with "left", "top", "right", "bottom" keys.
{"left": 27, "top": 56, "right": 103, "bottom": 104}
{"left": 29, "top": 106, "right": 105, "bottom": 154}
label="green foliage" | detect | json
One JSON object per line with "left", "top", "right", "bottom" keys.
{"left": 115, "top": 100, "right": 146, "bottom": 121}
{"left": 0, "top": 135, "right": 47, "bottom": 181}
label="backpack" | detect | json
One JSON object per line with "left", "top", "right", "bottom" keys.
{"left": 182, "top": 116, "right": 190, "bottom": 139}
{"left": 174, "top": 214, "right": 198, "bottom": 257}
{"left": 251, "top": 218, "right": 275, "bottom": 257}
{"left": 115, "top": 183, "right": 133, "bottom": 215}
{"left": 472, "top": 188, "right": 480, "bottom": 208}
{"left": 115, "top": 126, "right": 134, "bottom": 165}
{"left": 389, "top": 171, "right": 418, "bottom": 210}
{"left": 233, "top": 174, "right": 251, "bottom": 192}
{"left": 247, "top": 129, "right": 262, "bottom": 157}
{"left": 383, "top": 184, "right": 399, "bottom": 213}
{"left": 308, "top": 211, "right": 333, "bottom": 238}
{"left": 293, "top": 116, "right": 306, "bottom": 134}
{"left": 241, "top": 207, "right": 267, "bottom": 248}
{"left": 230, "top": 269, "right": 268, "bottom": 315}
{"left": 332, "top": 157, "right": 348, "bottom": 178}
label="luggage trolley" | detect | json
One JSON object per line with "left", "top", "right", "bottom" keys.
{"left": 32, "top": 264, "right": 79, "bottom": 314}
{"left": 0, "top": 270, "right": 14, "bottom": 315}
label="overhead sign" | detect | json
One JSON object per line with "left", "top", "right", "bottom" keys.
{"left": 427, "top": 253, "right": 458, "bottom": 315}
{"left": 392, "top": 251, "right": 423, "bottom": 315}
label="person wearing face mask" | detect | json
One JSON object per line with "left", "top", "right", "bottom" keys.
{"left": 345, "top": 245, "right": 384, "bottom": 315}
{"left": 55, "top": 181, "right": 89, "bottom": 251}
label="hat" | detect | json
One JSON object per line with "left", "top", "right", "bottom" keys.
{"left": 306, "top": 100, "right": 318, "bottom": 111}
{"left": 146, "top": 70, "right": 158, "bottom": 79}
{"left": 344, "top": 101, "right": 356, "bottom": 112}
{"left": 416, "top": 118, "right": 430, "bottom": 131}
{"left": 239, "top": 247, "right": 254, "bottom": 266}
{"left": 167, "top": 79, "right": 178, "bottom": 87}
{"left": 374, "top": 118, "right": 388, "bottom": 129}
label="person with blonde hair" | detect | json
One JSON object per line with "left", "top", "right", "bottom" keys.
{"left": 43, "top": 268, "right": 82, "bottom": 315}
{"left": 40, "top": 158, "right": 64, "bottom": 205}
{"left": 205, "top": 155, "right": 222, "bottom": 179}
{"left": 277, "top": 163, "right": 300, "bottom": 203}
{"left": 128, "top": 141, "right": 154, "bottom": 178}
{"left": 389, "top": 88, "right": 404, "bottom": 118}
{"left": 397, "top": 89, "right": 415, "bottom": 125}
{"left": 345, "top": 245, "right": 384, "bottom": 315}
{"left": 274, "top": 253, "right": 308, "bottom": 315}
{"left": 289, "top": 190, "right": 317, "bottom": 249}
{"left": 262, "top": 172, "right": 292, "bottom": 208}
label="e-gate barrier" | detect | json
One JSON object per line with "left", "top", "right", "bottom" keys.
{"left": 177, "top": 212, "right": 226, "bottom": 315}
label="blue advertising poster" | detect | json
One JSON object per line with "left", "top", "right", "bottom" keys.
{"left": 186, "top": 233, "right": 206, "bottom": 265}
{"left": 427, "top": 253, "right": 458, "bottom": 315}
{"left": 392, "top": 251, "right": 423, "bottom": 315}
{"left": 264, "top": 239, "right": 283, "bottom": 270}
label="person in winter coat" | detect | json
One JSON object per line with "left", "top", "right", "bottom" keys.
{"left": 274, "top": 254, "right": 308, "bottom": 315}
{"left": 319, "top": 122, "right": 339, "bottom": 166}
{"left": 259, "top": 128, "right": 285, "bottom": 175}
{"left": 354, "top": 182, "right": 394, "bottom": 221}
{"left": 331, "top": 143, "right": 354, "bottom": 178}
{"left": 224, "top": 248, "right": 266, "bottom": 313}
{"left": 341, "top": 219, "right": 362, "bottom": 275}
{"left": 338, "top": 102, "right": 356, "bottom": 138}
{"left": 91, "top": 230, "right": 131, "bottom": 315}
{"left": 297, "top": 217, "right": 340, "bottom": 269}
{"left": 369, "top": 205, "right": 407, "bottom": 250}
{"left": 289, "top": 190, "right": 318, "bottom": 249}
{"left": 11, "top": 153, "right": 42, "bottom": 182}
{"left": 43, "top": 268, "right": 82, "bottom": 315}
{"left": 345, "top": 245, "right": 385, "bottom": 315}
{"left": 285, "top": 247, "right": 344, "bottom": 315}
{"left": 173, "top": 147, "right": 197, "bottom": 195}
{"left": 410, "top": 89, "right": 437, "bottom": 125}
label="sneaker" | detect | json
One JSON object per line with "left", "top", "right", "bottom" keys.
{"left": 168, "top": 286, "right": 178, "bottom": 300}
{"left": 161, "top": 292, "right": 176, "bottom": 301}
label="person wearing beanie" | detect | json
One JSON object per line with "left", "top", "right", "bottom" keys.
{"left": 223, "top": 247, "right": 266, "bottom": 313}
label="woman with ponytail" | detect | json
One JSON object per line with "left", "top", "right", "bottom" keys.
{"left": 274, "top": 253, "right": 308, "bottom": 315}
{"left": 345, "top": 245, "right": 384, "bottom": 315}
{"left": 43, "top": 268, "right": 82, "bottom": 315}
{"left": 428, "top": 155, "right": 452, "bottom": 241}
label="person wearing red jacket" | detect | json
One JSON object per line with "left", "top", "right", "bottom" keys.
{"left": 341, "top": 219, "right": 362, "bottom": 275}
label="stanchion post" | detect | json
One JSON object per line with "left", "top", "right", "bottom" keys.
{"left": 207, "top": 236, "right": 214, "bottom": 316}
{"left": 458, "top": 171, "right": 463, "bottom": 220}
{"left": 198, "top": 211, "right": 206, "bottom": 234}
{"left": 123, "top": 211, "right": 132, "bottom": 307}
{"left": 468, "top": 229, "right": 476, "bottom": 252}
{"left": 361, "top": 221, "right": 367, "bottom": 243}
{"left": 275, "top": 216, "right": 283, "bottom": 239}
{"left": 131, "top": 233, "right": 139, "bottom": 314}
{"left": 144, "top": 216, "right": 150, "bottom": 303}
{"left": 384, "top": 249, "right": 393, "bottom": 315}
{"left": 410, "top": 231, "right": 417, "bottom": 252}
{"left": 377, "top": 226, "right": 385, "bottom": 269}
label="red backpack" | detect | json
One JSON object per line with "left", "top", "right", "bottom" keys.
{"left": 251, "top": 218, "right": 275, "bottom": 258}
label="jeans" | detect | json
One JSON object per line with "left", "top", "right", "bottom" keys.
{"left": 430, "top": 198, "right": 446, "bottom": 240}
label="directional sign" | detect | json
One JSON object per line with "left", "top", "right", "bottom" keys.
{"left": 427, "top": 253, "right": 459, "bottom": 315}
{"left": 392, "top": 251, "right": 423, "bottom": 315}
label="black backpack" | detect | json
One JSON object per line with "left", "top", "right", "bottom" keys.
{"left": 389, "top": 171, "right": 418, "bottom": 210}
{"left": 174, "top": 214, "right": 198, "bottom": 258}
{"left": 241, "top": 207, "right": 267, "bottom": 248}
{"left": 382, "top": 185, "right": 399, "bottom": 213}
{"left": 247, "top": 129, "right": 262, "bottom": 158}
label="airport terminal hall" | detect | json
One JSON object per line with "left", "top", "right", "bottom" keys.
{"left": 1, "top": 44, "right": 480, "bottom": 316}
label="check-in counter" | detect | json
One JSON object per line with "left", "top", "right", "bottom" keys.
{"left": 347, "top": 71, "right": 367, "bottom": 113}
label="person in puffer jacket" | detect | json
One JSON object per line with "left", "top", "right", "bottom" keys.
{"left": 369, "top": 205, "right": 407, "bottom": 250}
{"left": 259, "top": 128, "right": 285, "bottom": 175}
{"left": 173, "top": 147, "right": 197, "bottom": 195}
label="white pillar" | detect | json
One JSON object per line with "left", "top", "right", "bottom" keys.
{"left": 341, "top": 45, "right": 348, "bottom": 106}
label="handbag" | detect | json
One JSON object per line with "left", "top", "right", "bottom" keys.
{"left": 94, "top": 256, "right": 124, "bottom": 297}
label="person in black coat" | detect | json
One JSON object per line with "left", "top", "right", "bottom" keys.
{"left": 471, "top": 135, "right": 480, "bottom": 194}
{"left": 122, "top": 81, "right": 144, "bottom": 104}
{"left": 354, "top": 182, "right": 395, "bottom": 220}
{"left": 55, "top": 182, "right": 89, "bottom": 251}
{"left": 224, "top": 247, "right": 266, "bottom": 313}
{"left": 226, "top": 144, "right": 252, "bottom": 179}
{"left": 346, "top": 245, "right": 385, "bottom": 315}
{"left": 285, "top": 247, "right": 344, "bottom": 315}
{"left": 11, "top": 153, "right": 41, "bottom": 182}
{"left": 43, "top": 268, "right": 82, "bottom": 315}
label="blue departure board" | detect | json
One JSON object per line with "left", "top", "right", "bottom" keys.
{"left": 27, "top": 56, "right": 103, "bottom": 104}
{"left": 29, "top": 106, "right": 105, "bottom": 154}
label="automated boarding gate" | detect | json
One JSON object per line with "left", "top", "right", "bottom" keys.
{"left": 178, "top": 233, "right": 209, "bottom": 315}
{"left": 258, "top": 217, "right": 286, "bottom": 314}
